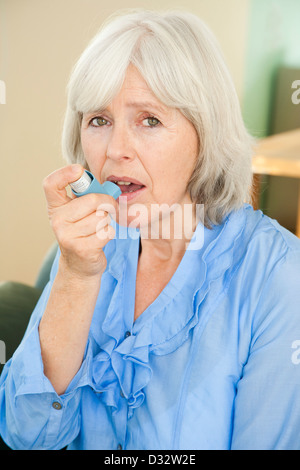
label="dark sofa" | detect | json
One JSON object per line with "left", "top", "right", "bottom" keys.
{"left": 0, "top": 244, "right": 58, "bottom": 450}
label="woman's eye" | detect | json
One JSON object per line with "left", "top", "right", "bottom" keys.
{"left": 143, "top": 116, "right": 161, "bottom": 127}
{"left": 90, "top": 117, "right": 108, "bottom": 127}
{"left": 88, "top": 115, "right": 160, "bottom": 127}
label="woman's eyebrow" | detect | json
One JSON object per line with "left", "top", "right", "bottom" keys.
{"left": 125, "top": 101, "right": 168, "bottom": 114}
{"left": 82, "top": 101, "right": 169, "bottom": 118}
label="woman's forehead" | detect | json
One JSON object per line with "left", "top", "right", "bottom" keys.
{"left": 86, "top": 66, "right": 171, "bottom": 115}
{"left": 117, "top": 65, "right": 162, "bottom": 103}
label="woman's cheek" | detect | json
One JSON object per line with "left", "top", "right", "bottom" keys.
{"left": 81, "top": 134, "right": 106, "bottom": 170}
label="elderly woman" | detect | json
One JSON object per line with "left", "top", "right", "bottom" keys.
{"left": 1, "top": 10, "right": 300, "bottom": 451}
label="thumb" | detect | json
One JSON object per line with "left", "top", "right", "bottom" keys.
{"left": 43, "top": 164, "right": 84, "bottom": 209}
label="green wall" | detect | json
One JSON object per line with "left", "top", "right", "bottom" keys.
{"left": 242, "top": 0, "right": 300, "bottom": 139}
{"left": 242, "top": 0, "right": 300, "bottom": 232}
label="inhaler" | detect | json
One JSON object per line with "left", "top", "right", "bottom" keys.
{"left": 70, "top": 170, "right": 121, "bottom": 200}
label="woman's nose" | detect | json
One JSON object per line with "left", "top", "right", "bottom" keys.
{"left": 106, "top": 122, "right": 135, "bottom": 162}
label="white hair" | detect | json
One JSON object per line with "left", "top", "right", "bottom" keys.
{"left": 62, "top": 9, "right": 253, "bottom": 226}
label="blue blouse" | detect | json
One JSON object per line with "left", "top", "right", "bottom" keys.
{"left": 1, "top": 204, "right": 300, "bottom": 450}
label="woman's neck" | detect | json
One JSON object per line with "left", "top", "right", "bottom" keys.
{"left": 139, "top": 202, "right": 199, "bottom": 264}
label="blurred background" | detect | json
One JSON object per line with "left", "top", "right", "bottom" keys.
{"left": 0, "top": 0, "right": 300, "bottom": 285}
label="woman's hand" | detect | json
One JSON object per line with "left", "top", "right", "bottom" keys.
{"left": 40, "top": 164, "right": 118, "bottom": 394}
{"left": 43, "top": 164, "right": 117, "bottom": 279}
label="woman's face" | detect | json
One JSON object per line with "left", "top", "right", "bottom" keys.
{"left": 80, "top": 65, "right": 199, "bottom": 231}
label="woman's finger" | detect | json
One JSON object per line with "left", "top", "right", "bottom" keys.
{"left": 66, "top": 210, "right": 111, "bottom": 238}
{"left": 43, "top": 164, "right": 84, "bottom": 209}
{"left": 62, "top": 193, "right": 118, "bottom": 223}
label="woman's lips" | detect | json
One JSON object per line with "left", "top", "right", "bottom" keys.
{"left": 106, "top": 175, "right": 146, "bottom": 201}
{"left": 117, "top": 185, "right": 146, "bottom": 201}
{"left": 106, "top": 175, "right": 144, "bottom": 185}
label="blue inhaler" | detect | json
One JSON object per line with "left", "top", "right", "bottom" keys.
{"left": 70, "top": 170, "right": 121, "bottom": 199}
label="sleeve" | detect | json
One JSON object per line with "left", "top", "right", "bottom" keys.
{"left": 231, "top": 249, "right": 300, "bottom": 450}
{"left": 0, "top": 249, "right": 94, "bottom": 450}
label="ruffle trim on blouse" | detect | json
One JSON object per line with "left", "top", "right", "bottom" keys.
{"left": 88, "top": 207, "right": 248, "bottom": 415}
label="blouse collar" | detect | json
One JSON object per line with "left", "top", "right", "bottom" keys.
{"left": 88, "top": 206, "right": 248, "bottom": 413}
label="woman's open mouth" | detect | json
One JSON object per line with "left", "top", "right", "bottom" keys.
{"left": 106, "top": 176, "right": 146, "bottom": 201}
